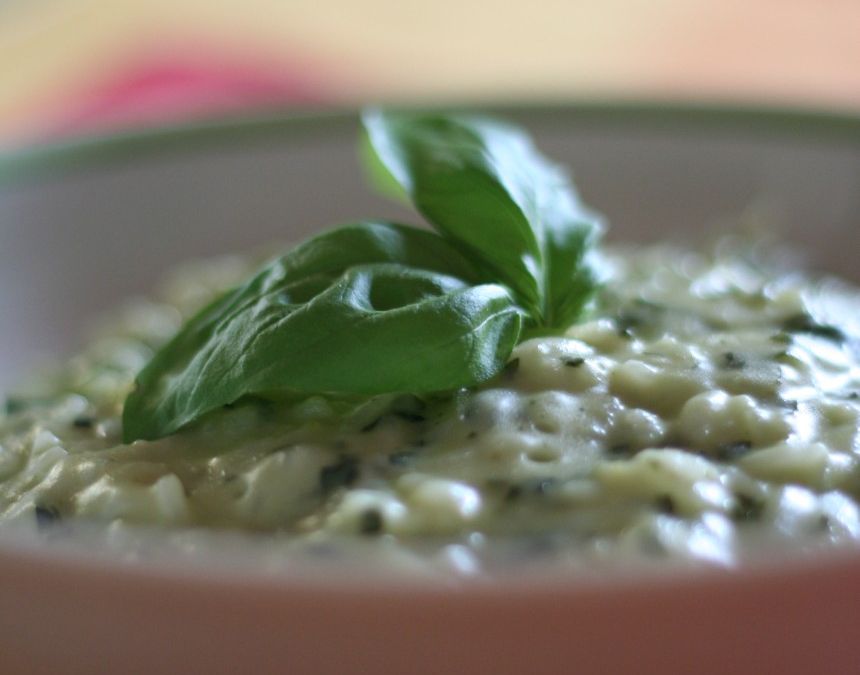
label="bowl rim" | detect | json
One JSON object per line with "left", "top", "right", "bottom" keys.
{"left": 0, "top": 99, "right": 859, "bottom": 186}
{"left": 2, "top": 521, "right": 860, "bottom": 597}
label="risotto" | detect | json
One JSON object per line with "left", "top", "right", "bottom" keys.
{"left": 2, "top": 241, "right": 859, "bottom": 572}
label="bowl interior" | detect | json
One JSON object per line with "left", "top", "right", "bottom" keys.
{"left": 2, "top": 104, "right": 860, "bottom": 675}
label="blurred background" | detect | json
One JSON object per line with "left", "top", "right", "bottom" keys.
{"left": 1, "top": 0, "right": 859, "bottom": 147}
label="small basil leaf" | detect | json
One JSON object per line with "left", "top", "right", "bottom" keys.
{"left": 539, "top": 182, "right": 606, "bottom": 328}
{"left": 362, "top": 109, "right": 604, "bottom": 327}
{"left": 123, "top": 263, "right": 521, "bottom": 442}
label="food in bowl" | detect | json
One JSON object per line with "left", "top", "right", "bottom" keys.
{"left": 1, "top": 110, "right": 858, "bottom": 574}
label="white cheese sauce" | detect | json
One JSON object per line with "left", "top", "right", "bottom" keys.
{"left": 3, "top": 243, "right": 860, "bottom": 573}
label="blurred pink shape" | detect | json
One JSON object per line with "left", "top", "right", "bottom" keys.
{"left": 46, "top": 46, "right": 332, "bottom": 138}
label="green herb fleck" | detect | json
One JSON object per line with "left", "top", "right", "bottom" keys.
{"left": 776, "top": 398, "right": 799, "bottom": 411}
{"left": 360, "top": 417, "right": 382, "bottom": 433}
{"left": 392, "top": 411, "right": 426, "bottom": 423}
{"left": 504, "top": 478, "right": 555, "bottom": 502}
{"left": 615, "top": 313, "right": 640, "bottom": 338}
{"left": 34, "top": 505, "right": 61, "bottom": 529}
{"left": 654, "top": 495, "right": 676, "bottom": 515}
{"left": 715, "top": 440, "right": 752, "bottom": 462}
{"left": 319, "top": 456, "right": 359, "bottom": 493}
{"left": 719, "top": 351, "right": 746, "bottom": 370}
{"left": 782, "top": 313, "right": 845, "bottom": 342}
{"left": 500, "top": 357, "right": 520, "bottom": 380}
{"left": 358, "top": 509, "right": 384, "bottom": 535}
{"left": 5, "top": 397, "right": 27, "bottom": 415}
{"left": 5, "top": 396, "right": 52, "bottom": 415}
{"left": 612, "top": 300, "right": 665, "bottom": 340}
{"left": 607, "top": 443, "right": 632, "bottom": 457}
{"left": 388, "top": 450, "right": 415, "bottom": 466}
{"left": 731, "top": 494, "right": 765, "bottom": 522}
{"left": 72, "top": 416, "right": 95, "bottom": 429}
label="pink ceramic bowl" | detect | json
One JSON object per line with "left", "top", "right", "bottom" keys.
{"left": 1, "top": 103, "right": 859, "bottom": 674}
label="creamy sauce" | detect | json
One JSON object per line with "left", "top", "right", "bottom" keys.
{"left": 2, "top": 244, "right": 860, "bottom": 573}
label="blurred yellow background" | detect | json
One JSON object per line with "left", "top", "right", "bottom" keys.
{"left": 1, "top": 0, "right": 859, "bottom": 145}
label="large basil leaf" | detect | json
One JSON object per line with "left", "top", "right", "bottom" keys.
{"left": 123, "top": 243, "right": 521, "bottom": 442}
{"left": 362, "top": 109, "right": 604, "bottom": 327}
{"left": 123, "top": 221, "right": 485, "bottom": 439}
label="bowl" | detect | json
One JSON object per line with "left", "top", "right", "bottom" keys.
{"left": 1, "top": 102, "right": 859, "bottom": 675}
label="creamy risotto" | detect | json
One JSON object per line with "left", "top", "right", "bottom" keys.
{"left": 2, "top": 242, "right": 859, "bottom": 572}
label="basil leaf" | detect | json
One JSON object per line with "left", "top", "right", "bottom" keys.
{"left": 123, "top": 109, "right": 605, "bottom": 443}
{"left": 537, "top": 176, "right": 606, "bottom": 328}
{"left": 123, "top": 257, "right": 520, "bottom": 442}
{"left": 123, "top": 221, "right": 486, "bottom": 437}
{"left": 129, "top": 221, "right": 483, "bottom": 406}
{"left": 362, "top": 109, "right": 604, "bottom": 327}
